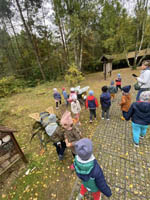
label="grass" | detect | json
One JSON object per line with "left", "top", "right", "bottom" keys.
{"left": 0, "top": 67, "right": 141, "bottom": 200}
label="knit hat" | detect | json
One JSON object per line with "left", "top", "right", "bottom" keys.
{"left": 60, "top": 111, "right": 73, "bottom": 127}
{"left": 89, "top": 90, "right": 94, "bottom": 96}
{"left": 111, "top": 80, "right": 114, "bottom": 85}
{"left": 122, "top": 85, "right": 131, "bottom": 93}
{"left": 139, "top": 91, "right": 150, "bottom": 102}
{"left": 70, "top": 87, "right": 75, "bottom": 92}
{"left": 75, "top": 138, "right": 93, "bottom": 161}
{"left": 53, "top": 88, "right": 57, "bottom": 92}
{"left": 117, "top": 73, "right": 121, "bottom": 78}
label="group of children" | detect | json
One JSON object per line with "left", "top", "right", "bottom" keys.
{"left": 51, "top": 71, "right": 150, "bottom": 200}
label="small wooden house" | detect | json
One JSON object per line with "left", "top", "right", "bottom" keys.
{"left": 100, "top": 55, "right": 113, "bottom": 80}
{"left": 0, "top": 126, "right": 27, "bottom": 176}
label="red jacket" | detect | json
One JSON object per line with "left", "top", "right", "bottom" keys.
{"left": 86, "top": 96, "right": 98, "bottom": 109}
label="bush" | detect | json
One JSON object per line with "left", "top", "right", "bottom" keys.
{"left": 65, "top": 63, "right": 84, "bottom": 86}
{"left": 0, "top": 76, "right": 26, "bottom": 98}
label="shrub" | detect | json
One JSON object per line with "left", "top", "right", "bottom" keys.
{"left": 0, "top": 76, "right": 25, "bottom": 98}
{"left": 65, "top": 63, "right": 84, "bottom": 86}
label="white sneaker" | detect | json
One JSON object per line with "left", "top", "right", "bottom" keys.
{"left": 101, "top": 117, "right": 104, "bottom": 120}
{"left": 107, "top": 118, "right": 110, "bottom": 120}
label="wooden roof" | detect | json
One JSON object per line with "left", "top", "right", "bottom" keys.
{"left": 100, "top": 55, "right": 113, "bottom": 62}
{"left": 0, "top": 125, "right": 16, "bottom": 133}
{"left": 100, "top": 48, "right": 150, "bottom": 63}
{"left": 113, "top": 48, "right": 150, "bottom": 61}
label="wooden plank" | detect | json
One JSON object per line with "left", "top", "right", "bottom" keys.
{"left": 0, "top": 155, "right": 20, "bottom": 176}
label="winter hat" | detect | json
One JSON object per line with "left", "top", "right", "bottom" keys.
{"left": 75, "top": 138, "right": 93, "bottom": 161}
{"left": 122, "top": 85, "right": 131, "bottom": 93}
{"left": 117, "top": 73, "right": 121, "bottom": 78}
{"left": 70, "top": 87, "right": 75, "bottom": 92}
{"left": 53, "top": 88, "right": 57, "bottom": 92}
{"left": 111, "top": 80, "right": 114, "bottom": 85}
{"left": 60, "top": 111, "right": 73, "bottom": 127}
{"left": 89, "top": 90, "right": 94, "bottom": 96}
{"left": 139, "top": 91, "right": 150, "bottom": 102}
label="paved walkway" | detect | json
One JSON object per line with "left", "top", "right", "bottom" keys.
{"left": 69, "top": 89, "right": 150, "bottom": 200}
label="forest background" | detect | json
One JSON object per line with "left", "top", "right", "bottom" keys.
{"left": 0, "top": 0, "right": 150, "bottom": 95}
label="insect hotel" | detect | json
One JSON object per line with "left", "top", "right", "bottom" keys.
{"left": 0, "top": 126, "right": 28, "bottom": 176}
{"left": 100, "top": 55, "right": 113, "bottom": 80}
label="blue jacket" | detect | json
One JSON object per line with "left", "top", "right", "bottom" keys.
{"left": 62, "top": 90, "right": 68, "bottom": 99}
{"left": 86, "top": 96, "right": 98, "bottom": 109}
{"left": 53, "top": 92, "right": 61, "bottom": 100}
{"left": 100, "top": 92, "right": 111, "bottom": 108}
{"left": 125, "top": 102, "right": 150, "bottom": 125}
{"left": 74, "top": 157, "right": 112, "bottom": 197}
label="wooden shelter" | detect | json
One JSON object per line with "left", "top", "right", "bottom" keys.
{"left": 100, "top": 55, "right": 113, "bottom": 80}
{"left": 0, "top": 126, "right": 28, "bottom": 176}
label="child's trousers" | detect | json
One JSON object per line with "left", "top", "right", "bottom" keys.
{"left": 132, "top": 122, "right": 148, "bottom": 144}
{"left": 80, "top": 184, "right": 101, "bottom": 200}
{"left": 89, "top": 109, "right": 96, "bottom": 120}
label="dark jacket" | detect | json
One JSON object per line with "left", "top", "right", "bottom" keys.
{"left": 74, "top": 157, "right": 112, "bottom": 197}
{"left": 125, "top": 102, "right": 150, "bottom": 125}
{"left": 108, "top": 86, "right": 117, "bottom": 94}
{"left": 100, "top": 92, "right": 111, "bottom": 108}
{"left": 53, "top": 92, "right": 61, "bottom": 100}
{"left": 86, "top": 96, "right": 98, "bottom": 109}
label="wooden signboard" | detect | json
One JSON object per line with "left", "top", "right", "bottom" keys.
{"left": 0, "top": 126, "right": 28, "bottom": 176}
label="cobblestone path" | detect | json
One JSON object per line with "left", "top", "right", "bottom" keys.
{"left": 69, "top": 90, "right": 150, "bottom": 200}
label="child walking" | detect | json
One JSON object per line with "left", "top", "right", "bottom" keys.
{"left": 62, "top": 87, "right": 69, "bottom": 107}
{"left": 125, "top": 91, "right": 150, "bottom": 147}
{"left": 74, "top": 138, "right": 112, "bottom": 200}
{"left": 71, "top": 95, "right": 81, "bottom": 124}
{"left": 100, "top": 86, "right": 111, "bottom": 120}
{"left": 86, "top": 90, "right": 98, "bottom": 123}
{"left": 120, "top": 85, "right": 131, "bottom": 120}
{"left": 60, "top": 111, "right": 82, "bottom": 169}
{"left": 53, "top": 88, "right": 61, "bottom": 109}
{"left": 115, "top": 73, "right": 122, "bottom": 91}
{"left": 108, "top": 80, "right": 117, "bottom": 101}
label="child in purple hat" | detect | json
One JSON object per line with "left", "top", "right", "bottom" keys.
{"left": 74, "top": 138, "right": 112, "bottom": 200}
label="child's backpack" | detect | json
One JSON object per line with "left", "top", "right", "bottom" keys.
{"left": 40, "top": 112, "right": 51, "bottom": 127}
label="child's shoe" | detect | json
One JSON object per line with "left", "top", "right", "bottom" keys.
{"left": 90, "top": 120, "right": 92, "bottom": 123}
{"left": 120, "top": 116, "right": 125, "bottom": 120}
{"left": 56, "top": 107, "right": 59, "bottom": 110}
{"left": 107, "top": 118, "right": 110, "bottom": 121}
{"left": 133, "top": 142, "right": 139, "bottom": 147}
{"left": 76, "top": 193, "right": 83, "bottom": 200}
{"left": 140, "top": 135, "right": 144, "bottom": 139}
{"left": 58, "top": 154, "right": 64, "bottom": 161}
{"left": 70, "top": 163, "right": 75, "bottom": 170}
{"left": 101, "top": 117, "right": 104, "bottom": 120}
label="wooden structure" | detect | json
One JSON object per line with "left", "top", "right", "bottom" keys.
{"left": 100, "top": 55, "right": 113, "bottom": 80}
{"left": 0, "top": 126, "right": 28, "bottom": 176}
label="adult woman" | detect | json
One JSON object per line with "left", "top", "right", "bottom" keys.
{"left": 136, "top": 60, "right": 150, "bottom": 101}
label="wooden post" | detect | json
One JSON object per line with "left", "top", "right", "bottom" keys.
{"left": 104, "top": 63, "right": 106, "bottom": 80}
{"left": 9, "top": 132, "right": 28, "bottom": 163}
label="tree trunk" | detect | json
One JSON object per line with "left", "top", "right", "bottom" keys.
{"left": 15, "top": 0, "right": 46, "bottom": 81}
